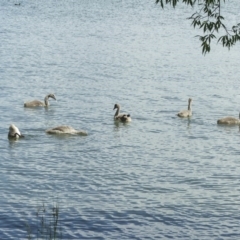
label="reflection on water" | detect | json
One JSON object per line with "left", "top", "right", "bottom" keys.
{"left": 113, "top": 120, "right": 131, "bottom": 128}
{"left": 8, "top": 138, "right": 19, "bottom": 146}
{"left": 217, "top": 123, "right": 240, "bottom": 133}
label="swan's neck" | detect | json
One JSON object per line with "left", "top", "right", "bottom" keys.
{"left": 114, "top": 107, "right": 120, "bottom": 117}
{"left": 188, "top": 102, "right": 191, "bottom": 111}
{"left": 44, "top": 96, "right": 49, "bottom": 106}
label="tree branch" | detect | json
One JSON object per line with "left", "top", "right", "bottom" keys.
{"left": 156, "top": 0, "right": 240, "bottom": 54}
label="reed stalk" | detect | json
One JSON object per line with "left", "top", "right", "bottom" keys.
{"left": 26, "top": 202, "right": 62, "bottom": 240}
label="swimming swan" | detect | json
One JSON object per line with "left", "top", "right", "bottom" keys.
{"left": 217, "top": 113, "right": 240, "bottom": 125}
{"left": 8, "top": 124, "right": 24, "bottom": 139}
{"left": 177, "top": 98, "right": 192, "bottom": 117}
{"left": 46, "top": 125, "right": 87, "bottom": 135}
{"left": 113, "top": 104, "right": 131, "bottom": 122}
{"left": 24, "top": 94, "right": 56, "bottom": 107}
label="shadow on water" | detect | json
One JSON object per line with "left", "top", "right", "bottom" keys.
{"left": 8, "top": 136, "right": 23, "bottom": 148}
{"left": 23, "top": 106, "right": 45, "bottom": 111}
{"left": 113, "top": 120, "right": 131, "bottom": 130}
{"left": 176, "top": 115, "right": 192, "bottom": 128}
{"left": 45, "top": 133, "right": 88, "bottom": 140}
{"left": 43, "top": 107, "right": 57, "bottom": 114}
{"left": 23, "top": 106, "right": 56, "bottom": 113}
{"left": 186, "top": 118, "right": 191, "bottom": 128}
{"left": 217, "top": 123, "right": 240, "bottom": 133}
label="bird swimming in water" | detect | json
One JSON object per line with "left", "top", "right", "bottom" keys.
{"left": 177, "top": 98, "right": 192, "bottom": 118}
{"left": 113, "top": 103, "right": 131, "bottom": 122}
{"left": 24, "top": 94, "right": 56, "bottom": 107}
{"left": 217, "top": 113, "right": 240, "bottom": 125}
{"left": 46, "top": 125, "right": 87, "bottom": 135}
{"left": 8, "top": 124, "right": 24, "bottom": 139}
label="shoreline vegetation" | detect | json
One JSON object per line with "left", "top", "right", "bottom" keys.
{"left": 26, "top": 202, "right": 62, "bottom": 240}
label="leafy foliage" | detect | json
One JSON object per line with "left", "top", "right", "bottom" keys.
{"left": 156, "top": 0, "right": 240, "bottom": 54}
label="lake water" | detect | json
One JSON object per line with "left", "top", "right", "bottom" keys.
{"left": 1, "top": 0, "right": 240, "bottom": 239}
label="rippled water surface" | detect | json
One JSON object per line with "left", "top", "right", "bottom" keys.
{"left": 1, "top": 0, "right": 240, "bottom": 239}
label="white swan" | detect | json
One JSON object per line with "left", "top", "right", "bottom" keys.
{"left": 177, "top": 98, "right": 192, "bottom": 117}
{"left": 113, "top": 104, "right": 131, "bottom": 122}
{"left": 8, "top": 124, "right": 24, "bottom": 139}
{"left": 24, "top": 94, "right": 56, "bottom": 107}
{"left": 46, "top": 125, "right": 87, "bottom": 135}
{"left": 217, "top": 113, "right": 240, "bottom": 125}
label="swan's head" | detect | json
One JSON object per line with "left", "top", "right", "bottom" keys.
{"left": 113, "top": 103, "right": 120, "bottom": 110}
{"left": 48, "top": 94, "right": 56, "bottom": 100}
{"left": 188, "top": 98, "right": 192, "bottom": 103}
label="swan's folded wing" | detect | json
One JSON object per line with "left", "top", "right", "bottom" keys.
{"left": 24, "top": 100, "right": 44, "bottom": 107}
{"left": 177, "top": 110, "right": 192, "bottom": 117}
{"left": 217, "top": 117, "right": 240, "bottom": 124}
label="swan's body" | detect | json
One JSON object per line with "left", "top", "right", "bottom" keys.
{"left": 217, "top": 113, "right": 240, "bottom": 125}
{"left": 8, "top": 124, "right": 24, "bottom": 139}
{"left": 46, "top": 125, "right": 87, "bottom": 135}
{"left": 24, "top": 94, "right": 56, "bottom": 107}
{"left": 177, "top": 98, "right": 192, "bottom": 118}
{"left": 113, "top": 104, "right": 131, "bottom": 122}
